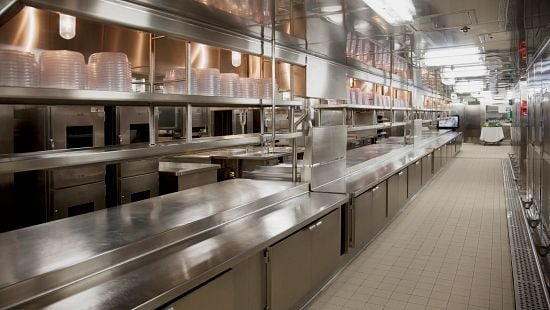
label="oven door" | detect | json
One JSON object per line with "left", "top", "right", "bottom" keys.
{"left": 117, "top": 106, "right": 150, "bottom": 145}
{"left": 119, "top": 172, "right": 159, "bottom": 205}
{"left": 51, "top": 182, "right": 106, "bottom": 220}
{"left": 50, "top": 106, "right": 104, "bottom": 149}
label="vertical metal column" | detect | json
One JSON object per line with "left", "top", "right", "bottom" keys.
{"left": 148, "top": 33, "right": 156, "bottom": 145}
{"left": 270, "top": 0, "right": 276, "bottom": 151}
{"left": 185, "top": 41, "right": 193, "bottom": 142}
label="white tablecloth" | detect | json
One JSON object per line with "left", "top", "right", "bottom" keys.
{"left": 480, "top": 127, "right": 505, "bottom": 143}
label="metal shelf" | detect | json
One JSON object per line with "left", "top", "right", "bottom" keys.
{"left": 262, "top": 132, "right": 305, "bottom": 141}
{"left": 313, "top": 104, "right": 444, "bottom": 112}
{"left": 0, "top": 134, "right": 263, "bottom": 174}
{"left": 0, "top": 86, "right": 303, "bottom": 107}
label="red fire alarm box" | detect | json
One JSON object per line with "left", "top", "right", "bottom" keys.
{"left": 521, "top": 99, "right": 528, "bottom": 116}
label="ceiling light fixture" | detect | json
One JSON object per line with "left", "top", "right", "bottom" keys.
{"left": 440, "top": 65, "right": 488, "bottom": 78}
{"left": 362, "top": 0, "right": 416, "bottom": 26}
{"left": 423, "top": 46, "right": 483, "bottom": 67}
{"left": 454, "top": 80, "right": 485, "bottom": 93}
{"left": 59, "top": 13, "right": 76, "bottom": 40}
{"left": 231, "top": 51, "right": 241, "bottom": 67}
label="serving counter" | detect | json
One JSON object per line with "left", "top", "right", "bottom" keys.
{"left": 0, "top": 130, "right": 462, "bottom": 309}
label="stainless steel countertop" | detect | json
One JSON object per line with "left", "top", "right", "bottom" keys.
{"left": 167, "top": 146, "right": 305, "bottom": 161}
{"left": 0, "top": 179, "right": 308, "bottom": 307}
{"left": 13, "top": 191, "right": 347, "bottom": 309}
{"left": 158, "top": 162, "right": 221, "bottom": 176}
{"left": 315, "top": 131, "right": 460, "bottom": 197}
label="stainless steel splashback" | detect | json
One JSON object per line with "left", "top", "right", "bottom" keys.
{"left": 303, "top": 125, "right": 347, "bottom": 189}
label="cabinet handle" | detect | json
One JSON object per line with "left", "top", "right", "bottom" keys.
{"left": 427, "top": 154, "right": 431, "bottom": 158}
{"left": 372, "top": 186, "right": 380, "bottom": 192}
{"left": 398, "top": 171, "right": 404, "bottom": 176}
{"left": 315, "top": 220, "right": 323, "bottom": 227}
{"left": 307, "top": 224, "right": 316, "bottom": 231}
{"left": 415, "top": 161, "right": 420, "bottom": 165}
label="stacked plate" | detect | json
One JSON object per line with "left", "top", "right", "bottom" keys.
{"left": 163, "top": 67, "right": 197, "bottom": 95}
{"left": 40, "top": 50, "right": 86, "bottom": 89}
{"left": 0, "top": 49, "right": 39, "bottom": 87}
{"left": 220, "top": 73, "right": 240, "bottom": 97}
{"left": 197, "top": 68, "right": 220, "bottom": 96}
{"left": 260, "top": 78, "right": 276, "bottom": 99}
{"left": 88, "top": 52, "right": 132, "bottom": 92}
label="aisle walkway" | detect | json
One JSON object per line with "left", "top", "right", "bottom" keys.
{"left": 308, "top": 143, "right": 514, "bottom": 310}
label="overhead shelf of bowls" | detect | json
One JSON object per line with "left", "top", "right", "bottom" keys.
{"left": 0, "top": 43, "right": 303, "bottom": 108}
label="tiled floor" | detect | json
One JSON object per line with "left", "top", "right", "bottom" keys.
{"left": 307, "top": 143, "right": 514, "bottom": 310}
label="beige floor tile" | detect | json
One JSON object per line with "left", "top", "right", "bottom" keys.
{"left": 308, "top": 144, "right": 515, "bottom": 310}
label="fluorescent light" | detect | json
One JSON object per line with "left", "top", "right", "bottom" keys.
{"left": 362, "top": 0, "right": 416, "bottom": 26}
{"left": 454, "top": 80, "right": 485, "bottom": 93}
{"left": 441, "top": 77, "right": 456, "bottom": 85}
{"left": 423, "top": 46, "right": 483, "bottom": 67}
{"left": 424, "top": 54, "right": 483, "bottom": 67}
{"left": 440, "top": 65, "right": 488, "bottom": 78}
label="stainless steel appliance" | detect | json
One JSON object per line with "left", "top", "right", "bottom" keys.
{"left": 0, "top": 106, "right": 15, "bottom": 232}
{"left": 14, "top": 106, "right": 106, "bottom": 227}
{"left": 106, "top": 106, "right": 159, "bottom": 206}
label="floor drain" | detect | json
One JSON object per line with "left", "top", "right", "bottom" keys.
{"left": 503, "top": 159, "right": 550, "bottom": 309}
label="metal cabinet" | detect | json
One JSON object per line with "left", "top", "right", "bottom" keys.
{"left": 387, "top": 170, "right": 407, "bottom": 219}
{"left": 446, "top": 142, "right": 453, "bottom": 159}
{"left": 408, "top": 160, "right": 422, "bottom": 197}
{"left": 269, "top": 209, "right": 341, "bottom": 310}
{"left": 353, "top": 181, "right": 387, "bottom": 249}
{"left": 441, "top": 144, "right": 448, "bottom": 166}
{"left": 433, "top": 147, "right": 442, "bottom": 173}
{"left": 166, "top": 252, "right": 265, "bottom": 310}
{"left": 421, "top": 153, "right": 433, "bottom": 184}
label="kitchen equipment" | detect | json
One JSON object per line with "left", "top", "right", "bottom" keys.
{"left": 14, "top": 106, "right": 106, "bottom": 227}
{"left": 105, "top": 106, "right": 159, "bottom": 206}
{"left": 158, "top": 162, "right": 220, "bottom": 194}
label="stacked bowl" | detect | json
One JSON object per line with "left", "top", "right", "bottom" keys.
{"left": 220, "top": 73, "right": 240, "bottom": 97}
{"left": 197, "top": 68, "right": 220, "bottom": 96}
{"left": 88, "top": 52, "right": 132, "bottom": 92}
{"left": 40, "top": 50, "right": 86, "bottom": 89}
{"left": 0, "top": 49, "right": 39, "bottom": 87}
{"left": 260, "top": 78, "right": 276, "bottom": 99}
{"left": 163, "top": 67, "right": 197, "bottom": 95}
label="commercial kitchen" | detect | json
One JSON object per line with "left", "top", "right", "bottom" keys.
{"left": 0, "top": 0, "right": 548, "bottom": 309}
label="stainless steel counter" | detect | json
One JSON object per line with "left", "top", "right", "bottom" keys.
{"left": 12, "top": 191, "right": 347, "bottom": 309}
{"left": 315, "top": 130, "right": 460, "bottom": 197}
{"left": 158, "top": 162, "right": 220, "bottom": 176}
{"left": 0, "top": 179, "right": 316, "bottom": 307}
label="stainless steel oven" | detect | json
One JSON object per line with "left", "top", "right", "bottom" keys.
{"left": 105, "top": 106, "right": 159, "bottom": 206}
{"left": 0, "top": 106, "right": 15, "bottom": 232}
{"left": 14, "top": 106, "right": 106, "bottom": 227}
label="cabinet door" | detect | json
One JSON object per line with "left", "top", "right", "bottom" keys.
{"left": 441, "top": 145, "right": 447, "bottom": 166}
{"left": 372, "top": 181, "right": 387, "bottom": 234}
{"left": 433, "top": 148, "right": 442, "bottom": 172}
{"left": 421, "top": 154, "right": 433, "bottom": 184}
{"left": 353, "top": 190, "right": 373, "bottom": 248}
{"left": 269, "top": 228, "right": 311, "bottom": 310}
{"left": 311, "top": 209, "right": 341, "bottom": 289}
{"left": 387, "top": 174, "right": 400, "bottom": 219}
{"left": 398, "top": 170, "right": 408, "bottom": 209}
{"left": 166, "top": 270, "right": 235, "bottom": 310}
{"left": 408, "top": 161, "right": 422, "bottom": 197}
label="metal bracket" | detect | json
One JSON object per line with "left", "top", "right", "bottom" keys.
{"left": 521, "top": 197, "right": 533, "bottom": 209}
